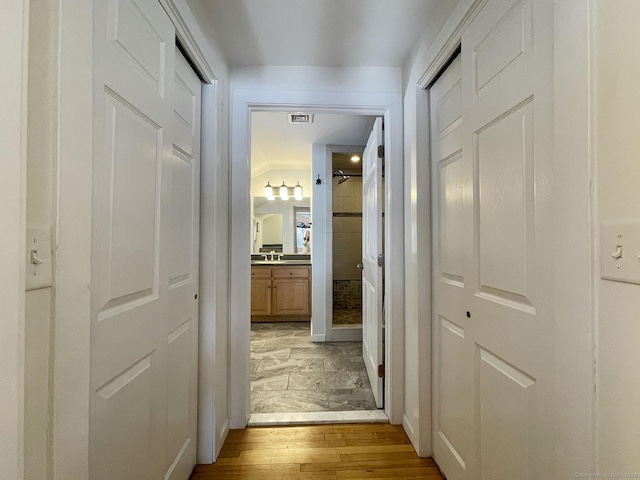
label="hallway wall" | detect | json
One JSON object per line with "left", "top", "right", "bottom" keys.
{"left": 0, "top": 1, "right": 29, "bottom": 479}
{"left": 25, "top": 2, "right": 58, "bottom": 478}
{"left": 594, "top": 1, "right": 640, "bottom": 472}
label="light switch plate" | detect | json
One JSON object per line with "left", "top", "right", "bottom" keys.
{"left": 26, "top": 226, "right": 53, "bottom": 290}
{"left": 601, "top": 220, "right": 640, "bottom": 285}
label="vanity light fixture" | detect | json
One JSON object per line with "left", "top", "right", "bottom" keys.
{"left": 279, "top": 182, "right": 289, "bottom": 200}
{"left": 263, "top": 181, "right": 304, "bottom": 200}
{"left": 350, "top": 154, "right": 361, "bottom": 163}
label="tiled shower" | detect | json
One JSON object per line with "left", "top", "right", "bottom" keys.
{"left": 332, "top": 158, "right": 363, "bottom": 326}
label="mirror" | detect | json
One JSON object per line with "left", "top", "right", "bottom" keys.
{"left": 253, "top": 197, "right": 310, "bottom": 254}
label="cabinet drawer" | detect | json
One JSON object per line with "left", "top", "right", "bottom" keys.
{"left": 251, "top": 267, "right": 272, "bottom": 278}
{"left": 272, "top": 267, "right": 309, "bottom": 278}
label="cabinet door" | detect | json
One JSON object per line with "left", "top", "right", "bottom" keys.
{"left": 272, "top": 279, "right": 309, "bottom": 315}
{"left": 251, "top": 279, "right": 272, "bottom": 316}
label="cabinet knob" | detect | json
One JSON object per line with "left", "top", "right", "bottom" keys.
{"left": 289, "top": 272, "right": 292, "bottom": 275}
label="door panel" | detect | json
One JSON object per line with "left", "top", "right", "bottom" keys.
{"left": 431, "top": 0, "right": 554, "bottom": 479}
{"left": 165, "top": 48, "right": 201, "bottom": 480}
{"left": 431, "top": 54, "right": 471, "bottom": 480}
{"left": 92, "top": 2, "right": 200, "bottom": 480}
{"left": 476, "top": 100, "right": 535, "bottom": 310}
{"left": 92, "top": 1, "right": 175, "bottom": 479}
{"left": 362, "top": 117, "right": 384, "bottom": 408}
{"left": 478, "top": 348, "right": 536, "bottom": 480}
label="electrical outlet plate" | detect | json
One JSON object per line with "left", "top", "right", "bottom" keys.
{"left": 601, "top": 220, "right": 640, "bottom": 285}
{"left": 26, "top": 226, "right": 53, "bottom": 290}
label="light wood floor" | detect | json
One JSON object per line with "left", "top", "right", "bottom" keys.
{"left": 190, "top": 423, "right": 444, "bottom": 479}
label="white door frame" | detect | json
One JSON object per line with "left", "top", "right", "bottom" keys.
{"left": 312, "top": 143, "right": 367, "bottom": 344}
{"left": 407, "top": 0, "right": 595, "bottom": 469}
{"left": 230, "top": 89, "right": 404, "bottom": 428}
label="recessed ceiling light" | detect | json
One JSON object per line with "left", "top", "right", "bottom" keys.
{"left": 351, "top": 154, "right": 361, "bottom": 163}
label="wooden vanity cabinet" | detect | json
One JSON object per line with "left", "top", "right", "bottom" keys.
{"left": 251, "top": 265, "right": 311, "bottom": 321}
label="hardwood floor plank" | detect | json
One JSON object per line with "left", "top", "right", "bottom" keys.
{"left": 335, "top": 466, "right": 442, "bottom": 479}
{"left": 189, "top": 424, "right": 444, "bottom": 480}
{"left": 300, "top": 458, "right": 438, "bottom": 472}
{"left": 242, "top": 439, "right": 349, "bottom": 450}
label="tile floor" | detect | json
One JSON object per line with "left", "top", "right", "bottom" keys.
{"left": 250, "top": 322, "right": 377, "bottom": 414}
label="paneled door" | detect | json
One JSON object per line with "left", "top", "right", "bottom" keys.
{"left": 91, "top": 1, "right": 200, "bottom": 479}
{"left": 430, "top": 53, "right": 471, "bottom": 480}
{"left": 431, "top": 0, "right": 554, "bottom": 479}
{"left": 165, "top": 47, "right": 202, "bottom": 480}
{"left": 362, "top": 117, "right": 384, "bottom": 408}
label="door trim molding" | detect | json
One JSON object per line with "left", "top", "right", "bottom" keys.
{"left": 159, "top": 0, "right": 216, "bottom": 83}
{"left": 230, "top": 89, "right": 405, "bottom": 428}
{"left": 53, "top": 2, "right": 93, "bottom": 478}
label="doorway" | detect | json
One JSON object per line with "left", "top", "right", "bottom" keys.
{"left": 248, "top": 112, "right": 383, "bottom": 420}
{"left": 229, "top": 88, "right": 405, "bottom": 429}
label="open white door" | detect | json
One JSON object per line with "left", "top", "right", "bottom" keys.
{"left": 431, "top": 0, "right": 554, "bottom": 478}
{"left": 362, "top": 117, "right": 384, "bottom": 408}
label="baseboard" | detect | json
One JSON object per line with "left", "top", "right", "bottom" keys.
{"left": 310, "top": 334, "right": 326, "bottom": 342}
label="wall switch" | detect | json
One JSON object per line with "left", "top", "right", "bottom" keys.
{"left": 601, "top": 220, "right": 640, "bottom": 285}
{"left": 26, "top": 226, "right": 53, "bottom": 291}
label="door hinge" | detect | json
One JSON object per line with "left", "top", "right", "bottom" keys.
{"left": 378, "top": 364, "right": 385, "bottom": 378}
{"left": 377, "top": 254, "right": 385, "bottom": 267}
{"left": 377, "top": 145, "right": 385, "bottom": 158}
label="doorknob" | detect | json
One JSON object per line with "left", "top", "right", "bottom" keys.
{"left": 356, "top": 263, "right": 364, "bottom": 271}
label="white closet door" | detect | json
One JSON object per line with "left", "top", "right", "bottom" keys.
{"left": 431, "top": 0, "right": 554, "bottom": 479}
{"left": 430, "top": 54, "right": 472, "bottom": 480}
{"left": 164, "top": 47, "right": 201, "bottom": 480}
{"left": 362, "top": 117, "right": 384, "bottom": 408}
{"left": 91, "top": 0, "right": 177, "bottom": 478}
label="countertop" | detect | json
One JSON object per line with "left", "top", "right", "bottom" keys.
{"left": 251, "top": 260, "right": 312, "bottom": 266}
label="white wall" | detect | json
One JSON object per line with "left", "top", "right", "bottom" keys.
{"left": 594, "top": 1, "right": 640, "bottom": 472}
{"left": 0, "top": 1, "right": 28, "bottom": 479}
{"left": 25, "top": 2, "right": 58, "bottom": 478}
{"left": 232, "top": 66, "right": 401, "bottom": 94}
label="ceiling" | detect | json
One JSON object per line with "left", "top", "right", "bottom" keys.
{"left": 187, "top": 0, "right": 458, "bottom": 67}
{"left": 251, "top": 112, "right": 376, "bottom": 176}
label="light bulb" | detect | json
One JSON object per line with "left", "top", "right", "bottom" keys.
{"left": 279, "top": 182, "right": 289, "bottom": 200}
{"left": 294, "top": 182, "right": 303, "bottom": 200}
{"left": 264, "top": 181, "right": 273, "bottom": 199}
{"left": 350, "top": 154, "right": 360, "bottom": 163}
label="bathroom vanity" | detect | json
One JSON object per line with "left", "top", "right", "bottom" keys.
{"left": 250, "top": 256, "right": 311, "bottom": 322}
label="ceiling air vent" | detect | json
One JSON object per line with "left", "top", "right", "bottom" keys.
{"left": 288, "top": 113, "right": 314, "bottom": 124}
